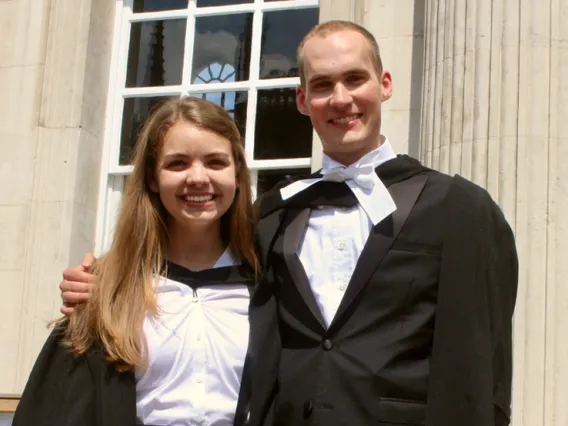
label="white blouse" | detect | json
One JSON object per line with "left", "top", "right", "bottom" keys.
{"left": 135, "top": 250, "right": 252, "bottom": 426}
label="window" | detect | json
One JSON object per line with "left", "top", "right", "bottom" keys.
{"left": 95, "top": 0, "right": 319, "bottom": 252}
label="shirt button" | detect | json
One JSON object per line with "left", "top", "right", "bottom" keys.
{"left": 195, "top": 415, "right": 203, "bottom": 423}
{"left": 303, "top": 400, "right": 314, "bottom": 418}
{"left": 322, "top": 338, "right": 334, "bottom": 351}
{"left": 339, "top": 284, "right": 346, "bottom": 291}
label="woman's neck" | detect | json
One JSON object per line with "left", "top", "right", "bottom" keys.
{"left": 166, "top": 222, "right": 226, "bottom": 271}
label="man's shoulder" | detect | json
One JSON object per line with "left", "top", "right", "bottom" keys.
{"left": 255, "top": 172, "right": 314, "bottom": 219}
{"left": 415, "top": 168, "right": 506, "bottom": 230}
{"left": 431, "top": 172, "right": 508, "bottom": 229}
{"left": 423, "top": 168, "right": 495, "bottom": 205}
{"left": 449, "top": 174, "right": 497, "bottom": 208}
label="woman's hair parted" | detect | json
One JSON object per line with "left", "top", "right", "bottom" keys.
{"left": 62, "top": 96, "right": 258, "bottom": 371}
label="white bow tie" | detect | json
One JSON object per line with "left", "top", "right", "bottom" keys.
{"left": 320, "top": 163, "right": 376, "bottom": 189}
{"left": 280, "top": 162, "right": 396, "bottom": 225}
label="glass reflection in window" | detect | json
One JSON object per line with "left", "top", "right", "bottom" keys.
{"left": 120, "top": 96, "right": 172, "bottom": 165}
{"left": 254, "top": 88, "right": 313, "bottom": 160}
{"left": 194, "top": 90, "right": 248, "bottom": 139}
{"left": 196, "top": 0, "right": 252, "bottom": 6}
{"left": 126, "top": 20, "right": 186, "bottom": 88}
{"left": 260, "top": 8, "right": 319, "bottom": 79}
{"left": 133, "top": 0, "right": 188, "bottom": 13}
{"left": 194, "top": 62, "right": 236, "bottom": 84}
{"left": 192, "top": 14, "right": 253, "bottom": 82}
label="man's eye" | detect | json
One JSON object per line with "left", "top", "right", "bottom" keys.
{"left": 346, "top": 75, "right": 364, "bottom": 84}
{"left": 312, "top": 82, "right": 330, "bottom": 90}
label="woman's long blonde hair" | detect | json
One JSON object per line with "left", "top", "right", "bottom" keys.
{"left": 63, "top": 96, "right": 258, "bottom": 371}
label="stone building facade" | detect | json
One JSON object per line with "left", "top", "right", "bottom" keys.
{"left": 0, "top": 1, "right": 566, "bottom": 424}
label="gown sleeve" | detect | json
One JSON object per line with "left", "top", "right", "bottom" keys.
{"left": 485, "top": 197, "right": 518, "bottom": 426}
{"left": 12, "top": 326, "right": 98, "bottom": 426}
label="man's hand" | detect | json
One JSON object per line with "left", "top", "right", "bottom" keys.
{"left": 59, "top": 253, "right": 97, "bottom": 316}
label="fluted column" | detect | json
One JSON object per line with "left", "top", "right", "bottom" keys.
{"left": 420, "top": 0, "right": 568, "bottom": 425}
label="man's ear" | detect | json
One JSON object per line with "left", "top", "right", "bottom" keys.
{"left": 381, "top": 70, "right": 393, "bottom": 102}
{"left": 296, "top": 85, "right": 309, "bottom": 116}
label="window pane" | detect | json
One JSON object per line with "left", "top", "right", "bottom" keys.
{"left": 193, "top": 91, "right": 248, "bottom": 140}
{"left": 257, "top": 168, "right": 311, "bottom": 196}
{"left": 260, "top": 8, "right": 319, "bottom": 79}
{"left": 126, "top": 20, "right": 186, "bottom": 88}
{"left": 254, "top": 88, "right": 313, "bottom": 160}
{"left": 120, "top": 96, "right": 173, "bottom": 165}
{"left": 196, "top": 0, "right": 252, "bottom": 6}
{"left": 133, "top": 0, "right": 188, "bottom": 13}
{"left": 192, "top": 14, "right": 252, "bottom": 82}
{"left": 193, "top": 62, "right": 236, "bottom": 84}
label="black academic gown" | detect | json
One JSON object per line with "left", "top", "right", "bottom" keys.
{"left": 13, "top": 264, "right": 255, "bottom": 426}
{"left": 11, "top": 327, "right": 137, "bottom": 426}
{"left": 240, "top": 155, "right": 518, "bottom": 426}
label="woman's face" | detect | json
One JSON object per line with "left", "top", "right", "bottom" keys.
{"left": 153, "top": 119, "right": 237, "bottom": 233}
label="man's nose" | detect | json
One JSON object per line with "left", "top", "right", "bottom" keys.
{"left": 329, "top": 83, "right": 352, "bottom": 107}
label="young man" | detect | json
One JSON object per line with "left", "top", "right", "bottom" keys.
{"left": 60, "top": 21, "right": 517, "bottom": 426}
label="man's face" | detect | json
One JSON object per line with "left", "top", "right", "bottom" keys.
{"left": 296, "top": 30, "right": 392, "bottom": 165}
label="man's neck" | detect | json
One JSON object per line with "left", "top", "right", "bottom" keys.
{"left": 324, "top": 135, "right": 386, "bottom": 166}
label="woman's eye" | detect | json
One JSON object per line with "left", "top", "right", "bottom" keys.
{"left": 209, "top": 159, "right": 227, "bottom": 167}
{"left": 168, "top": 160, "right": 185, "bottom": 168}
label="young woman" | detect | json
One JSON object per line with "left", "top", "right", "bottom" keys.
{"left": 13, "top": 97, "right": 259, "bottom": 426}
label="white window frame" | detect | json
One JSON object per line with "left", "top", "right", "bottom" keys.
{"left": 95, "top": 0, "right": 319, "bottom": 254}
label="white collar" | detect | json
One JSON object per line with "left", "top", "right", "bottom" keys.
{"left": 214, "top": 247, "right": 239, "bottom": 268}
{"left": 280, "top": 139, "right": 397, "bottom": 225}
{"left": 321, "top": 139, "right": 396, "bottom": 172}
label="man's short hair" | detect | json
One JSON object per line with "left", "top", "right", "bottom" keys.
{"left": 297, "top": 20, "right": 384, "bottom": 87}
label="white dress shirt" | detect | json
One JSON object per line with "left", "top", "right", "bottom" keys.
{"left": 297, "top": 141, "right": 397, "bottom": 327}
{"left": 135, "top": 249, "right": 250, "bottom": 426}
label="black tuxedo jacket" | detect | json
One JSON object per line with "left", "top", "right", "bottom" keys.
{"left": 239, "top": 155, "right": 518, "bottom": 426}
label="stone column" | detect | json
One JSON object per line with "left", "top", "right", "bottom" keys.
{"left": 0, "top": 0, "right": 115, "bottom": 394}
{"left": 420, "top": 0, "right": 568, "bottom": 424}
{"left": 360, "top": 0, "right": 425, "bottom": 157}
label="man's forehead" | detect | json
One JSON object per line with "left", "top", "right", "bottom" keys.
{"left": 304, "top": 44, "right": 373, "bottom": 77}
{"left": 303, "top": 29, "right": 367, "bottom": 51}
{"left": 303, "top": 33, "right": 371, "bottom": 67}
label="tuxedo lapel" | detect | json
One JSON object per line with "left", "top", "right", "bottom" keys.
{"left": 278, "top": 207, "right": 327, "bottom": 329}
